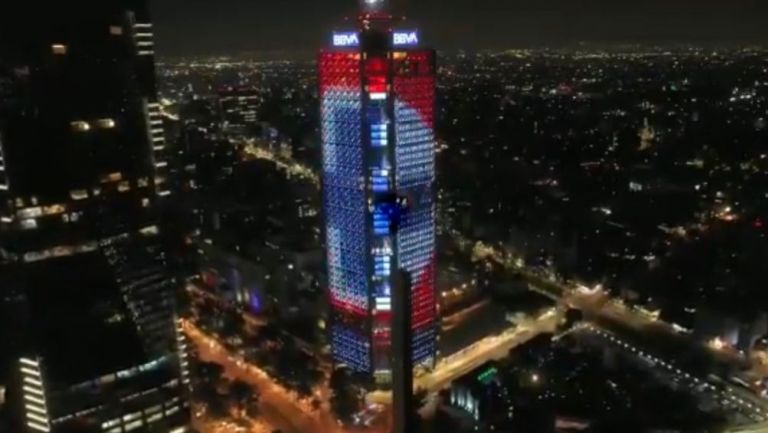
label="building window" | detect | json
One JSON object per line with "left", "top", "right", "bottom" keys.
{"left": 70, "top": 121, "right": 90, "bottom": 132}
{"left": 118, "top": 181, "right": 131, "bottom": 192}
{"left": 147, "top": 412, "right": 162, "bottom": 423}
{"left": 20, "top": 219, "right": 37, "bottom": 230}
{"left": 70, "top": 190, "right": 88, "bottom": 200}
{"left": 51, "top": 44, "right": 67, "bottom": 55}
{"left": 109, "top": 26, "right": 123, "bottom": 35}
{"left": 17, "top": 207, "right": 42, "bottom": 219}
{"left": 42, "top": 204, "right": 66, "bottom": 215}
{"left": 96, "top": 118, "right": 116, "bottom": 129}
{"left": 123, "top": 411, "right": 141, "bottom": 422}
{"left": 101, "top": 172, "right": 122, "bottom": 183}
{"left": 125, "top": 419, "right": 143, "bottom": 431}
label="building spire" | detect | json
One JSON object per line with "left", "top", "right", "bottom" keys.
{"left": 360, "top": 0, "right": 386, "bottom": 13}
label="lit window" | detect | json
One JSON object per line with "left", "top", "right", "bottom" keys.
{"left": 118, "top": 181, "right": 131, "bottom": 192}
{"left": 96, "top": 118, "right": 116, "bottom": 129}
{"left": 20, "top": 219, "right": 37, "bottom": 230}
{"left": 137, "top": 177, "right": 149, "bottom": 187}
{"left": 165, "top": 405, "right": 179, "bottom": 416}
{"left": 43, "top": 204, "right": 66, "bottom": 215}
{"left": 139, "top": 225, "right": 159, "bottom": 236}
{"left": 141, "top": 198, "right": 150, "bottom": 208}
{"left": 147, "top": 412, "right": 162, "bottom": 423}
{"left": 100, "top": 172, "right": 122, "bottom": 183}
{"left": 92, "top": 187, "right": 102, "bottom": 196}
{"left": 123, "top": 411, "right": 141, "bottom": 422}
{"left": 109, "top": 26, "right": 123, "bottom": 35}
{"left": 125, "top": 419, "right": 143, "bottom": 431}
{"left": 52, "top": 44, "right": 67, "bottom": 55}
{"left": 17, "top": 207, "right": 42, "bottom": 219}
{"left": 102, "top": 418, "right": 120, "bottom": 429}
{"left": 71, "top": 121, "right": 90, "bottom": 132}
{"left": 70, "top": 190, "right": 88, "bottom": 200}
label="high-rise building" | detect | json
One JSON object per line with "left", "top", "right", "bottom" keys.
{"left": 218, "top": 86, "right": 260, "bottom": 135}
{"left": 320, "top": 0, "right": 437, "bottom": 385}
{"left": 0, "top": 2, "right": 189, "bottom": 432}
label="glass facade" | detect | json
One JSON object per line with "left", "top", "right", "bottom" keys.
{"left": 320, "top": 31, "right": 437, "bottom": 383}
{"left": 0, "top": 2, "right": 189, "bottom": 431}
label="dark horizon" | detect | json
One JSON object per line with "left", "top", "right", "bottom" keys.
{"left": 151, "top": 0, "right": 768, "bottom": 57}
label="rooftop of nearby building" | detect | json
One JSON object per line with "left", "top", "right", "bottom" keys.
{"left": 24, "top": 252, "right": 149, "bottom": 386}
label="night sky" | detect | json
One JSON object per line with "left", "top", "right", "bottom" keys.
{"left": 151, "top": 0, "right": 767, "bottom": 56}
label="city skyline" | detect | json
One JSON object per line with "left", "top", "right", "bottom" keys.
{"left": 2, "top": 1, "right": 768, "bottom": 433}
{"left": 151, "top": 0, "right": 768, "bottom": 56}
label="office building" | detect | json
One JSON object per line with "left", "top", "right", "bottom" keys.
{"left": 218, "top": 86, "right": 260, "bottom": 134}
{"left": 320, "top": 0, "right": 437, "bottom": 385}
{"left": 0, "top": 1, "right": 188, "bottom": 432}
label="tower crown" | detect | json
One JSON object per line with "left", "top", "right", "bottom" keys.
{"left": 361, "top": 0, "right": 386, "bottom": 13}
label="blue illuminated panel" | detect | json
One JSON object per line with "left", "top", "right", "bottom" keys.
{"left": 394, "top": 51, "right": 437, "bottom": 368}
{"left": 320, "top": 52, "right": 371, "bottom": 372}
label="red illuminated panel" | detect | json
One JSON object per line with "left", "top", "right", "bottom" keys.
{"left": 330, "top": 295, "right": 368, "bottom": 317}
{"left": 365, "top": 56, "right": 388, "bottom": 94}
{"left": 393, "top": 51, "right": 435, "bottom": 129}
{"left": 319, "top": 52, "right": 361, "bottom": 96}
{"left": 411, "top": 256, "right": 436, "bottom": 332}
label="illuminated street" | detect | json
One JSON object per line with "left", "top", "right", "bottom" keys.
{"left": 423, "top": 309, "right": 560, "bottom": 392}
{"left": 183, "top": 320, "right": 330, "bottom": 433}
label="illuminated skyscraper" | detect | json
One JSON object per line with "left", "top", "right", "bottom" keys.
{"left": 320, "top": 0, "right": 437, "bottom": 385}
{"left": 0, "top": 2, "right": 188, "bottom": 432}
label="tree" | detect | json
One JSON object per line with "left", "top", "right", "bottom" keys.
{"left": 194, "top": 381, "right": 228, "bottom": 419}
{"left": 329, "top": 367, "right": 360, "bottom": 423}
{"left": 414, "top": 388, "right": 429, "bottom": 409}
{"left": 195, "top": 361, "right": 224, "bottom": 386}
{"left": 229, "top": 379, "right": 260, "bottom": 419}
{"left": 311, "top": 398, "right": 323, "bottom": 412}
{"left": 221, "top": 310, "right": 245, "bottom": 341}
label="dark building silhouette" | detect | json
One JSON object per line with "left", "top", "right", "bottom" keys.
{"left": 391, "top": 270, "right": 414, "bottom": 433}
{"left": 218, "top": 86, "right": 260, "bottom": 135}
{"left": 0, "top": 2, "right": 189, "bottom": 432}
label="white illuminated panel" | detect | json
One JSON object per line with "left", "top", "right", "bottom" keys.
{"left": 19, "top": 357, "right": 50, "bottom": 433}
{"left": 332, "top": 32, "right": 359, "bottom": 47}
{"left": 375, "top": 297, "right": 391, "bottom": 311}
{"left": 393, "top": 30, "right": 419, "bottom": 46}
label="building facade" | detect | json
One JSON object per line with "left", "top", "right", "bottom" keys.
{"left": 0, "top": 1, "right": 188, "bottom": 432}
{"left": 320, "top": 2, "right": 437, "bottom": 385}
{"left": 217, "top": 86, "right": 260, "bottom": 135}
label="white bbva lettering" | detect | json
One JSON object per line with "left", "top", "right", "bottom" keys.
{"left": 393, "top": 31, "right": 418, "bottom": 45}
{"left": 333, "top": 33, "right": 359, "bottom": 47}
